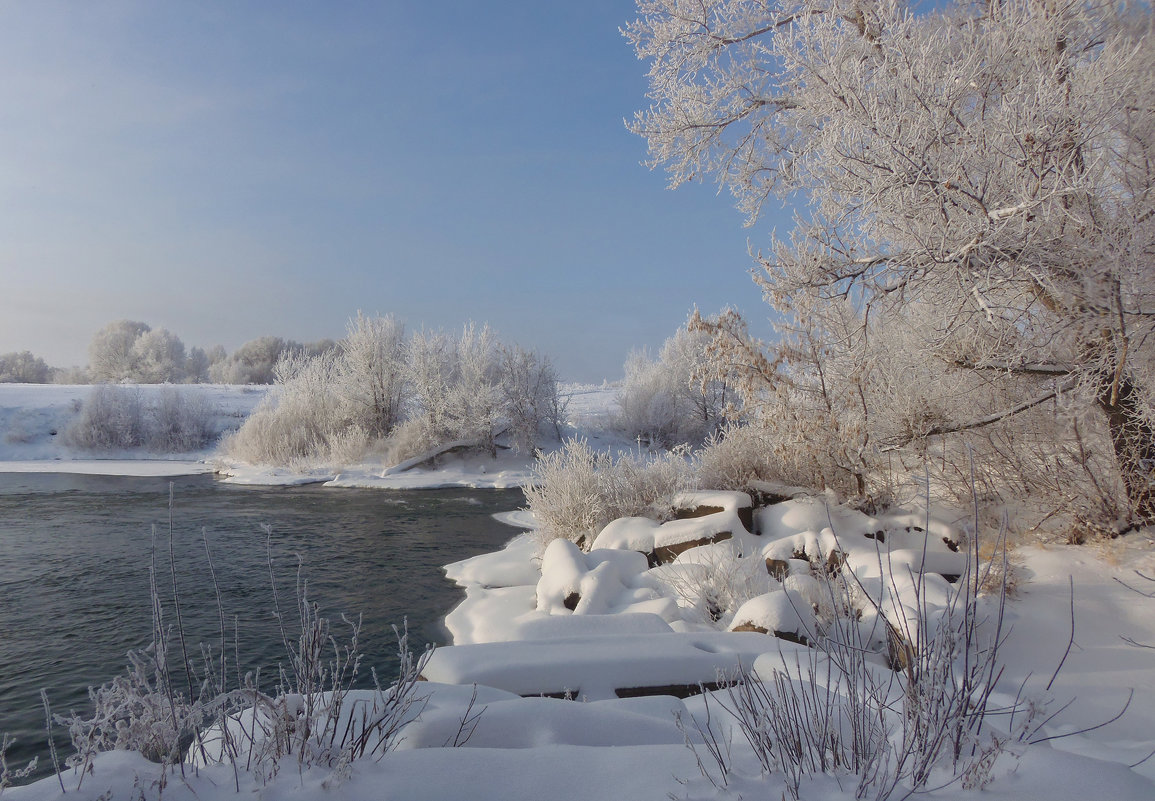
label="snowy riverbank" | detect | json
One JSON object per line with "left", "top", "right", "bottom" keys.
{"left": 6, "top": 489, "right": 1155, "bottom": 800}
{"left": 4, "top": 382, "right": 1155, "bottom": 800}
{"left": 0, "top": 382, "right": 628, "bottom": 487}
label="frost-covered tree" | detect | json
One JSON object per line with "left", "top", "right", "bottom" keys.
{"left": 0, "top": 351, "right": 51, "bottom": 383}
{"left": 209, "top": 336, "right": 298, "bottom": 385}
{"left": 447, "top": 323, "right": 503, "bottom": 455}
{"left": 132, "top": 328, "right": 186, "bottom": 384}
{"left": 88, "top": 321, "right": 195, "bottom": 383}
{"left": 629, "top": 0, "right": 1155, "bottom": 521}
{"left": 499, "top": 344, "right": 565, "bottom": 452}
{"left": 339, "top": 312, "right": 406, "bottom": 438}
{"left": 403, "top": 323, "right": 503, "bottom": 456}
{"left": 88, "top": 320, "right": 152, "bottom": 383}
{"left": 617, "top": 326, "right": 729, "bottom": 448}
{"left": 184, "top": 346, "right": 210, "bottom": 384}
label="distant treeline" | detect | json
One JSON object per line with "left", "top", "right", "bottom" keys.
{"left": 1, "top": 320, "right": 336, "bottom": 385}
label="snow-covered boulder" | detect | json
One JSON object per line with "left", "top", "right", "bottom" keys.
{"left": 729, "top": 589, "right": 817, "bottom": 645}
{"left": 652, "top": 512, "right": 737, "bottom": 563}
{"left": 672, "top": 490, "right": 754, "bottom": 533}
{"left": 590, "top": 516, "right": 662, "bottom": 554}
{"left": 536, "top": 539, "right": 648, "bottom": 616}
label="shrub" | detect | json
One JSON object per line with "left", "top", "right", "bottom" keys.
{"left": 616, "top": 326, "right": 730, "bottom": 449}
{"left": 64, "top": 385, "right": 218, "bottom": 453}
{"left": 523, "top": 438, "right": 692, "bottom": 549}
{"left": 150, "top": 388, "right": 215, "bottom": 452}
{"left": 221, "top": 350, "right": 368, "bottom": 466}
{"left": 222, "top": 316, "right": 567, "bottom": 468}
{"left": 63, "top": 385, "right": 146, "bottom": 450}
{"left": 675, "top": 524, "right": 1046, "bottom": 801}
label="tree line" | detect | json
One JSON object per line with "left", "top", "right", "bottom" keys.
{"left": 0, "top": 320, "right": 337, "bottom": 385}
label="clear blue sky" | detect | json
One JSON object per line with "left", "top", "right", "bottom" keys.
{"left": 0, "top": 0, "right": 786, "bottom": 382}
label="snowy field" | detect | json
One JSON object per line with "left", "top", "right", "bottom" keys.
{"left": 2, "top": 382, "right": 1154, "bottom": 800}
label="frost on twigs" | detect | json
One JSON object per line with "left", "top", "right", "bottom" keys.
{"left": 523, "top": 438, "right": 693, "bottom": 551}
{"left": 674, "top": 507, "right": 1063, "bottom": 800}
{"left": 0, "top": 734, "right": 38, "bottom": 790}
{"left": 630, "top": 0, "right": 1155, "bottom": 530}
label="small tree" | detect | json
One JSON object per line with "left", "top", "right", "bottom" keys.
{"left": 132, "top": 328, "right": 186, "bottom": 384}
{"left": 340, "top": 312, "right": 406, "bottom": 439}
{"left": 617, "top": 326, "right": 729, "bottom": 448}
{"left": 499, "top": 344, "right": 564, "bottom": 452}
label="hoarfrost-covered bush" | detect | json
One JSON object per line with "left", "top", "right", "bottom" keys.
{"left": 222, "top": 315, "right": 564, "bottom": 468}
{"left": 653, "top": 541, "right": 771, "bottom": 624}
{"left": 149, "top": 388, "right": 215, "bottom": 452}
{"left": 678, "top": 529, "right": 1026, "bottom": 801}
{"left": 221, "top": 350, "right": 365, "bottom": 466}
{"left": 64, "top": 385, "right": 218, "bottom": 452}
{"left": 524, "top": 438, "right": 692, "bottom": 549}
{"left": 695, "top": 423, "right": 777, "bottom": 495}
{"left": 616, "top": 326, "right": 729, "bottom": 449}
{"left": 63, "top": 385, "right": 147, "bottom": 450}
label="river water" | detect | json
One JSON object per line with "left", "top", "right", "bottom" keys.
{"left": 0, "top": 473, "right": 525, "bottom": 782}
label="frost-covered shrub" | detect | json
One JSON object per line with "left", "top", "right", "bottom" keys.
{"left": 652, "top": 541, "right": 771, "bottom": 624}
{"left": 221, "top": 350, "right": 368, "bottom": 466}
{"left": 149, "top": 388, "right": 215, "bottom": 451}
{"left": 63, "top": 385, "right": 147, "bottom": 450}
{"left": 523, "top": 439, "right": 607, "bottom": 549}
{"left": 681, "top": 533, "right": 1023, "bottom": 801}
{"left": 222, "top": 316, "right": 566, "bottom": 468}
{"left": 64, "top": 385, "right": 219, "bottom": 452}
{"left": 694, "top": 424, "right": 777, "bottom": 494}
{"left": 524, "top": 439, "right": 692, "bottom": 549}
{"left": 499, "top": 344, "right": 564, "bottom": 453}
{"left": 616, "top": 327, "right": 729, "bottom": 449}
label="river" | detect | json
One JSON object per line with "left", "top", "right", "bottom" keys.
{"left": 0, "top": 473, "right": 525, "bottom": 782}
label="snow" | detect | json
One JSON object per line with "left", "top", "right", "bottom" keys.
{"left": 6, "top": 381, "right": 1155, "bottom": 801}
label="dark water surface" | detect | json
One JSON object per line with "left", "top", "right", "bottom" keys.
{"left": 0, "top": 473, "right": 524, "bottom": 782}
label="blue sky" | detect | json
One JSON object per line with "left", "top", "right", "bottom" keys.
{"left": 0, "top": 1, "right": 788, "bottom": 382}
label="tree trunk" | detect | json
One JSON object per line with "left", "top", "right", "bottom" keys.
{"left": 1097, "top": 371, "right": 1155, "bottom": 523}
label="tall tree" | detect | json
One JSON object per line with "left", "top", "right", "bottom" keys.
{"left": 628, "top": 0, "right": 1155, "bottom": 520}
